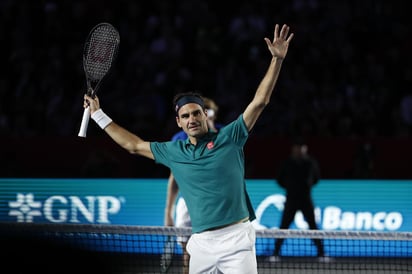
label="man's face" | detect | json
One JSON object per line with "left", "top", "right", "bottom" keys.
{"left": 176, "top": 103, "right": 208, "bottom": 137}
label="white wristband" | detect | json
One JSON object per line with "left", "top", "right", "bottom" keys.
{"left": 91, "top": 109, "right": 113, "bottom": 129}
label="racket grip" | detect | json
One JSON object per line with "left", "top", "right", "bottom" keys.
{"left": 78, "top": 107, "right": 91, "bottom": 137}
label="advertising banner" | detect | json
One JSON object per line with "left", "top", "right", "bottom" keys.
{"left": 1, "top": 178, "right": 411, "bottom": 232}
{"left": 1, "top": 179, "right": 410, "bottom": 256}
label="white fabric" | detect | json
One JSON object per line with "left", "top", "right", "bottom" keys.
{"left": 175, "top": 197, "right": 191, "bottom": 243}
{"left": 186, "top": 221, "right": 257, "bottom": 274}
{"left": 175, "top": 197, "right": 191, "bottom": 228}
{"left": 91, "top": 109, "right": 112, "bottom": 129}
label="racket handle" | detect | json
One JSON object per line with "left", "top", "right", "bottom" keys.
{"left": 78, "top": 107, "right": 91, "bottom": 137}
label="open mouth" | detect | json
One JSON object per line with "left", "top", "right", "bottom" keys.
{"left": 188, "top": 124, "right": 200, "bottom": 130}
{"left": 188, "top": 125, "right": 200, "bottom": 131}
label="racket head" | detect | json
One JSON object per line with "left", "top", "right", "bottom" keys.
{"left": 160, "top": 235, "right": 175, "bottom": 273}
{"left": 83, "top": 22, "right": 120, "bottom": 96}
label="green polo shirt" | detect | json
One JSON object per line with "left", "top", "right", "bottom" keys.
{"left": 150, "top": 114, "right": 255, "bottom": 233}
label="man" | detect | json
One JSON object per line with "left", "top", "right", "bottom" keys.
{"left": 83, "top": 24, "right": 293, "bottom": 274}
{"left": 164, "top": 96, "right": 222, "bottom": 274}
{"left": 270, "top": 138, "right": 327, "bottom": 262}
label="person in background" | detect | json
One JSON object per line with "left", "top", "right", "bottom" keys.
{"left": 164, "top": 96, "right": 222, "bottom": 274}
{"left": 83, "top": 23, "right": 293, "bottom": 273}
{"left": 269, "top": 138, "right": 328, "bottom": 262}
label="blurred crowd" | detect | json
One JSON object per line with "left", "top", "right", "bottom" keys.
{"left": 1, "top": 0, "right": 412, "bottom": 140}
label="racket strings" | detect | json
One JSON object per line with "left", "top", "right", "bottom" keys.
{"left": 84, "top": 24, "right": 119, "bottom": 81}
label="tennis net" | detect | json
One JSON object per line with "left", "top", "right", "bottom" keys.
{"left": 1, "top": 222, "right": 411, "bottom": 274}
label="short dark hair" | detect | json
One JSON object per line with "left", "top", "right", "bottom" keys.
{"left": 173, "top": 92, "right": 205, "bottom": 116}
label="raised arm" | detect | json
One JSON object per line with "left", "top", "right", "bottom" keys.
{"left": 84, "top": 94, "right": 154, "bottom": 160}
{"left": 243, "top": 24, "right": 294, "bottom": 131}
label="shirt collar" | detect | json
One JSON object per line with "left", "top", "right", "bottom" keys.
{"left": 184, "top": 131, "right": 215, "bottom": 147}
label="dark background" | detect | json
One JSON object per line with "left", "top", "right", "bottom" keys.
{"left": 1, "top": 1, "right": 412, "bottom": 179}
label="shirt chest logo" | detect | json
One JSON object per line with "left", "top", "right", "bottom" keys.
{"left": 207, "top": 141, "right": 215, "bottom": 150}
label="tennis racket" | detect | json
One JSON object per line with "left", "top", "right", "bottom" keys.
{"left": 78, "top": 22, "right": 120, "bottom": 137}
{"left": 160, "top": 235, "right": 176, "bottom": 273}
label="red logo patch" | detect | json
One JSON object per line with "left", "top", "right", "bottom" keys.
{"left": 207, "top": 141, "right": 214, "bottom": 150}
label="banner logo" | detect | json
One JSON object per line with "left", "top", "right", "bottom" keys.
{"left": 8, "top": 193, "right": 123, "bottom": 224}
{"left": 253, "top": 194, "right": 403, "bottom": 231}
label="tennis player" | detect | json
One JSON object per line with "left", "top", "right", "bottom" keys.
{"left": 83, "top": 23, "right": 293, "bottom": 274}
{"left": 164, "top": 96, "right": 222, "bottom": 274}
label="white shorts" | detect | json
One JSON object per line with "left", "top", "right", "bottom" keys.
{"left": 175, "top": 197, "right": 191, "bottom": 243}
{"left": 175, "top": 197, "right": 191, "bottom": 228}
{"left": 186, "top": 221, "right": 257, "bottom": 274}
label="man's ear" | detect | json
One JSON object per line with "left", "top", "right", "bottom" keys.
{"left": 176, "top": 116, "right": 182, "bottom": 128}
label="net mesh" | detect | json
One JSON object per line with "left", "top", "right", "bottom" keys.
{"left": 1, "top": 222, "right": 411, "bottom": 274}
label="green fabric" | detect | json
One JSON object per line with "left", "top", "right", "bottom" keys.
{"left": 150, "top": 114, "right": 255, "bottom": 233}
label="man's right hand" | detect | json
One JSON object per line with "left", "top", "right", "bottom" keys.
{"left": 84, "top": 93, "right": 100, "bottom": 114}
